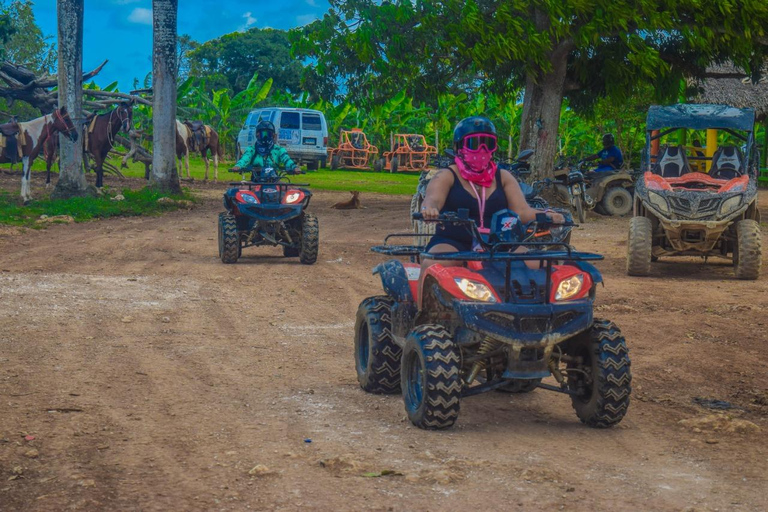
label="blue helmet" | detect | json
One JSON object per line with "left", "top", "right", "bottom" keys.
{"left": 255, "top": 120, "right": 276, "bottom": 156}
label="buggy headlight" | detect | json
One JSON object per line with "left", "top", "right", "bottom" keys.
{"left": 719, "top": 195, "right": 743, "bottom": 215}
{"left": 455, "top": 278, "right": 496, "bottom": 302}
{"left": 285, "top": 192, "right": 302, "bottom": 204}
{"left": 648, "top": 191, "right": 669, "bottom": 213}
{"left": 555, "top": 274, "right": 584, "bottom": 301}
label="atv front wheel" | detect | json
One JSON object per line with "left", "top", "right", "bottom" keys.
{"left": 734, "top": 219, "right": 761, "bottom": 280}
{"left": 601, "top": 187, "right": 633, "bottom": 216}
{"left": 354, "top": 296, "right": 401, "bottom": 393}
{"left": 299, "top": 213, "right": 319, "bottom": 265}
{"left": 218, "top": 212, "right": 239, "bottom": 264}
{"left": 626, "top": 216, "right": 652, "bottom": 276}
{"left": 574, "top": 196, "right": 586, "bottom": 223}
{"left": 566, "top": 319, "right": 631, "bottom": 428}
{"left": 401, "top": 325, "right": 461, "bottom": 430}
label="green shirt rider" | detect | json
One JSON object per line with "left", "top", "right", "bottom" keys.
{"left": 232, "top": 120, "right": 304, "bottom": 176}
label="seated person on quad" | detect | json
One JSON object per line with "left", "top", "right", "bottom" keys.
{"left": 420, "top": 116, "right": 566, "bottom": 285}
{"left": 232, "top": 120, "right": 303, "bottom": 175}
{"left": 584, "top": 133, "right": 624, "bottom": 172}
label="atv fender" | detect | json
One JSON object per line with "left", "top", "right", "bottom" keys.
{"left": 373, "top": 260, "right": 415, "bottom": 303}
{"left": 564, "top": 260, "right": 603, "bottom": 287}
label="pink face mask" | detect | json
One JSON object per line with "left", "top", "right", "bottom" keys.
{"left": 455, "top": 133, "right": 498, "bottom": 187}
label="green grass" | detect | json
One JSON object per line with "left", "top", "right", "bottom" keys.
{"left": 0, "top": 187, "right": 195, "bottom": 228}
{"left": 26, "top": 155, "right": 420, "bottom": 196}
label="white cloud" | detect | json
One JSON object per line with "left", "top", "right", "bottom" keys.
{"left": 113, "top": 0, "right": 142, "bottom": 5}
{"left": 238, "top": 11, "right": 257, "bottom": 32}
{"left": 305, "top": 0, "right": 317, "bottom": 6}
{"left": 296, "top": 14, "right": 318, "bottom": 26}
{"left": 127, "top": 7, "right": 152, "bottom": 25}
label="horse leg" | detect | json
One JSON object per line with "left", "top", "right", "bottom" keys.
{"left": 213, "top": 149, "right": 219, "bottom": 181}
{"left": 21, "top": 156, "right": 31, "bottom": 203}
{"left": 185, "top": 149, "right": 190, "bottom": 178}
{"left": 45, "top": 155, "right": 52, "bottom": 188}
{"left": 203, "top": 150, "right": 209, "bottom": 181}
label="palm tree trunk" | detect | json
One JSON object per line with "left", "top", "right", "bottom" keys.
{"left": 149, "top": 0, "right": 181, "bottom": 194}
{"left": 52, "top": 0, "right": 91, "bottom": 199}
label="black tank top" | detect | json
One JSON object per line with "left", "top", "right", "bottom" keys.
{"left": 435, "top": 168, "right": 508, "bottom": 244}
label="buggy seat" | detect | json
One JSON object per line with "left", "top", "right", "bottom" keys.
{"left": 709, "top": 146, "right": 744, "bottom": 180}
{"left": 654, "top": 145, "right": 691, "bottom": 178}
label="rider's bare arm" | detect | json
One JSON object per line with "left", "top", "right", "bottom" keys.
{"left": 421, "top": 168, "right": 453, "bottom": 220}
{"left": 501, "top": 170, "right": 565, "bottom": 224}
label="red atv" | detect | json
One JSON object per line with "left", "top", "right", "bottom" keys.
{"left": 354, "top": 209, "right": 631, "bottom": 430}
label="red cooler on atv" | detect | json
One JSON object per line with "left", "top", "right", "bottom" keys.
{"left": 354, "top": 209, "right": 631, "bottom": 430}
{"left": 627, "top": 105, "right": 762, "bottom": 279}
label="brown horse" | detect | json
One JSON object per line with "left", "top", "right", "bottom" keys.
{"left": 184, "top": 120, "right": 222, "bottom": 180}
{"left": 0, "top": 107, "right": 78, "bottom": 203}
{"left": 44, "top": 102, "right": 133, "bottom": 188}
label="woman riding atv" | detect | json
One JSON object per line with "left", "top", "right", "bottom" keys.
{"left": 232, "top": 120, "right": 304, "bottom": 175}
{"left": 420, "top": 117, "right": 566, "bottom": 284}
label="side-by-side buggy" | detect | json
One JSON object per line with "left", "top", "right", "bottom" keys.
{"left": 378, "top": 133, "right": 437, "bottom": 173}
{"left": 328, "top": 129, "right": 379, "bottom": 170}
{"left": 627, "top": 104, "right": 762, "bottom": 279}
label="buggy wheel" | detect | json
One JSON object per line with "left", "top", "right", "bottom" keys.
{"left": 354, "top": 296, "right": 401, "bottom": 393}
{"left": 331, "top": 155, "right": 340, "bottom": 170}
{"left": 218, "top": 212, "right": 239, "bottom": 264}
{"left": 497, "top": 378, "right": 541, "bottom": 394}
{"left": 320, "top": 158, "right": 327, "bottom": 169}
{"left": 283, "top": 245, "right": 300, "bottom": 257}
{"left": 601, "top": 187, "right": 633, "bottom": 216}
{"left": 626, "top": 216, "right": 652, "bottom": 276}
{"left": 734, "top": 219, "right": 761, "bottom": 280}
{"left": 373, "top": 158, "right": 384, "bottom": 172}
{"left": 566, "top": 319, "right": 631, "bottom": 428}
{"left": 401, "top": 325, "right": 461, "bottom": 430}
{"left": 390, "top": 158, "right": 398, "bottom": 174}
{"left": 299, "top": 213, "right": 319, "bottom": 265}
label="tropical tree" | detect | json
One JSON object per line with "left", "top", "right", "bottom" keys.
{"left": 150, "top": 0, "right": 181, "bottom": 194}
{"left": 51, "top": 0, "right": 90, "bottom": 199}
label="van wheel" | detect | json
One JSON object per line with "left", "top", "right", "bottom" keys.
{"left": 306, "top": 160, "right": 318, "bottom": 171}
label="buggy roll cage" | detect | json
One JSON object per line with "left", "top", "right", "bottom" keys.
{"left": 371, "top": 210, "right": 602, "bottom": 304}
{"left": 641, "top": 104, "right": 759, "bottom": 177}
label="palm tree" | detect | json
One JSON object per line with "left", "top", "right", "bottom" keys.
{"left": 150, "top": 0, "right": 181, "bottom": 194}
{"left": 52, "top": 0, "right": 91, "bottom": 199}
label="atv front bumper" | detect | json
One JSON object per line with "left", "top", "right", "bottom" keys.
{"left": 453, "top": 299, "right": 593, "bottom": 379}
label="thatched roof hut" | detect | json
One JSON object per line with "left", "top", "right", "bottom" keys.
{"left": 696, "top": 64, "right": 768, "bottom": 122}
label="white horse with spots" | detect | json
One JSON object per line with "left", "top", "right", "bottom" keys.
{"left": 0, "top": 107, "right": 78, "bottom": 203}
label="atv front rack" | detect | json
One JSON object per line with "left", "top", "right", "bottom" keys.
{"left": 228, "top": 181, "right": 311, "bottom": 188}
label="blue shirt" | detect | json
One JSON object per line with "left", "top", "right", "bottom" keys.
{"left": 596, "top": 145, "right": 623, "bottom": 172}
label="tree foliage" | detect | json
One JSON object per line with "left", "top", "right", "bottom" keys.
{"left": 188, "top": 27, "right": 302, "bottom": 96}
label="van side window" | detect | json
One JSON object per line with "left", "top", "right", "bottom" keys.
{"left": 259, "top": 110, "right": 274, "bottom": 124}
{"left": 280, "top": 112, "right": 301, "bottom": 130}
{"left": 302, "top": 114, "right": 322, "bottom": 131}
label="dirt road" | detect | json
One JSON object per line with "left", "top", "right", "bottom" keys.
{"left": 0, "top": 173, "right": 766, "bottom": 511}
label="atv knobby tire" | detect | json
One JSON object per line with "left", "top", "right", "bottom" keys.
{"left": 497, "top": 378, "right": 541, "bottom": 393}
{"left": 218, "top": 212, "right": 239, "bottom": 264}
{"left": 401, "top": 325, "right": 461, "bottom": 430}
{"left": 626, "top": 216, "right": 652, "bottom": 276}
{"left": 566, "top": 319, "right": 631, "bottom": 428}
{"left": 574, "top": 195, "right": 586, "bottom": 224}
{"left": 299, "top": 213, "right": 319, "bottom": 265}
{"left": 734, "top": 219, "right": 761, "bottom": 280}
{"left": 601, "top": 187, "right": 633, "bottom": 216}
{"left": 354, "top": 296, "right": 401, "bottom": 393}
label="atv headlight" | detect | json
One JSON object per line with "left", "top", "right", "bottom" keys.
{"left": 455, "top": 278, "right": 496, "bottom": 302}
{"left": 242, "top": 194, "right": 257, "bottom": 204}
{"left": 555, "top": 274, "right": 584, "bottom": 301}
{"left": 719, "top": 195, "right": 743, "bottom": 216}
{"left": 285, "top": 192, "right": 302, "bottom": 204}
{"left": 647, "top": 191, "right": 669, "bottom": 213}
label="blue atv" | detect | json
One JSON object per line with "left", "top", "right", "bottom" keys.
{"left": 219, "top": 167, "right": 318, "bottom": 264}
{"left": 354, "top": 209, "right": 631, "bottom": 430}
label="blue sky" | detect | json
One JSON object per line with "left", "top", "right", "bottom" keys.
{"left": 31, "top": 0, "right": 330, "bottom": 89}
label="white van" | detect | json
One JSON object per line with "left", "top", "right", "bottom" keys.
{"left": 236, "top": 107, "right": 328, "bottom": 170}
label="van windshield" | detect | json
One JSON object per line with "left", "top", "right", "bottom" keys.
{"left": 280, "top": 112, "right": 300, "bottom": 130}
{"left": 302, "top": 114, "right": 322, "bottom": 131}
